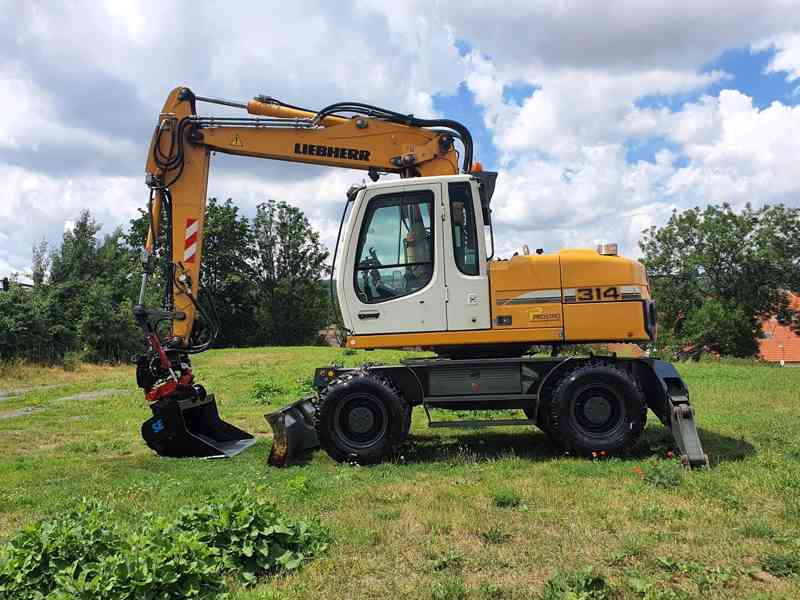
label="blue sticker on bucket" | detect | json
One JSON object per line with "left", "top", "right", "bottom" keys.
{"left": 152, "top": 418, "right": 165, "bottom": 433}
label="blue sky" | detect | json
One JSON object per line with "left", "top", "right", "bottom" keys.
{"left": 1, "top": 1, "right": 800, "bottom": 274}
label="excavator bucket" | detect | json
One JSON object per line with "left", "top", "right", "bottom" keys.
{"left": 141, "top": 393, "right": 257, "bottom": 458}
{"left": 265, "top": 397, "right": 319, "bottom": 466}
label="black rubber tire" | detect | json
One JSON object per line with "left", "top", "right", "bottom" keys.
{"left": 524, "top": 404, "right": 560, "bottom": 444}
{"left": 549, "top": 362, "right": 646, "bottom": 456}
{"left": 523, "top": 380, "right": 562, "bottom": 445}
{"left": 316, "top": 370, "right": 408, "bottom": 465}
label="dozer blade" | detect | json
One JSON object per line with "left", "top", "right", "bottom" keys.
{"left": 265, "top": 397, "right": 319, "bottom": 466}
{"left": 142, "top": 393, "right": 256, "bottom": 458}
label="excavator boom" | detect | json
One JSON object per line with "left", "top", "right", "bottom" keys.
{"left": 135, "top": 86, "right": 471, "bottom": 459}
{"left": 142, "top": 87, "right": 466, "bottom": 345}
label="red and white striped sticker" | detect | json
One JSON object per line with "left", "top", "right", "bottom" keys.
{"left": 183, "top": 218, "right": 198, "bottom": 263}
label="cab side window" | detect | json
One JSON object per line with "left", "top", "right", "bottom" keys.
{"left": 448, "top": 182, "right": 479, "bottom": 276}
{"left": 354, "top": 190, "right": 435, "bottom": 303}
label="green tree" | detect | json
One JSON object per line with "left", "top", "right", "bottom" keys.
{"left": 47, "top": 210, "right": 103, "bottom": 353}
{"left": 200, "top": 198, "right": 258, "bottom": 347}
{"left": 127, "top": 197, "right": 331, "bottom": 348}
{"left": 31, "top": 240, "right": 49, "bottom": 287}
{"left": 78, "top": 229, "right": 141, "bottom": 362}
{"left": 46, "top": 212, "right": 140, "bottom": 362}
{"left": 680, "top": 300, "right": 760, "bottom": 357}
{"left": 251, "top": 199, "right": 330, "bottom": 345}
{"left": 0, "top": 282, "right": 60, "bottom": 362}
{"left": 640, "top": 203, "right": 800, "bottom": 357}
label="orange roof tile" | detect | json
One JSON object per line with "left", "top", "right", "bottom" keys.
{"left": 759, "top": 292, "right": 800, "bottom": 363}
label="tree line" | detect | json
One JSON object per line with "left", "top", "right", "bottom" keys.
{"left": 1, "top": 200, "right": 798, "bottom": 364}
{"left": 0, "top": 198, "right": 331, "bottom": 363}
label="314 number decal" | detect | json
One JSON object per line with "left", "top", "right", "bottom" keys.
{"left": 576, "top": 286, "right": 620, "bottom": 302}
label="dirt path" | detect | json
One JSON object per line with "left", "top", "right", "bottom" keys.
{"left": 0, "top": 407, "right": 46, "bottom": 420}
{"left": 0, "top": 384, "right": 61, "bottom": 401}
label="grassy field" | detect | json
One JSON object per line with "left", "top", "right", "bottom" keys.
{"left": 1, "top": 348, "right": 800, "bottom": 599}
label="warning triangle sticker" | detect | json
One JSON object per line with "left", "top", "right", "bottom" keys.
{"left": 231, "top": 133, "right": 243, "bottom": 147}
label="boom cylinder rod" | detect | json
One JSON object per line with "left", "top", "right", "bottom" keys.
{"left": 194, "top": 95, "right": 248, "bottom": 109}
{"left": 193, "top": 93, "right": 346, "bottom": 127}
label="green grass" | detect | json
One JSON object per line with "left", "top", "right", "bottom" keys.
{"left": 2, "top": 349, "right": 800, "bottom": 598}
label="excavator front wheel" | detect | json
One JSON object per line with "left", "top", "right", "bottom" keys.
{"left": 315, "top": 371, "right": 407, "bottom": 465}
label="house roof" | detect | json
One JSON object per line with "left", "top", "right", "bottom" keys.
{"left": 759, "top": 292, "right": 800, "bottom": 363}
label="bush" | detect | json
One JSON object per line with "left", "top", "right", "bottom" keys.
{"left": 480, "top": 527, "right": 510, "bottom": 544}
{"left": 0, "top": 499, "right": 122, "bottom": 599}
{"left": 431, "top": 576, "right": 467, "bottom": 600}
{"left": 492, "top": 489, "right": 521, "bottom": 508}
{"left": 477, "top": 582, "right": 509, "bottom": 599}
{"left": 252, "top": 376, "right": 313, "bottom": 404}
{"left": 170, "top": 486, "right": 328, "bottom": 583}
{"left": 541, "top": 566, "right": 612, "bottom": 600}
{"left": 681, "top": 300, "right": 759, "bottom": 358}
{"left": 761, "top": 553, "right": 800, "bottom": 578}
{"left": 635, "top": 458, "right": 684, "bottom": 489}
{"left": 51, "top": 529, "right": 224, "bottom": 600}
{"left": 252, "top": 376, "right": 284, "bottom": 402}
{"left": 62, "top": 351, "right": 82, "bottom": 372}
{"left": 0, "top": 487, "right": 327, "bottom": 599}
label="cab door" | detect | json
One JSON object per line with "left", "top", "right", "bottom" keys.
{"left": 344, "top": 181, "right": 447, "bottom": 335}
{"left": 443, "top": 180, "right": 491, "bottom": 330}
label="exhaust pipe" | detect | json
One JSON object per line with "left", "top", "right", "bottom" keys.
{"left": 265, "top": 397, "right": 320, "bottom": 466}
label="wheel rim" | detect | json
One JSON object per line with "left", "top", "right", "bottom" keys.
{"left": 333, "top": 394, "right": 388, "bottom": 450}
{"left": 570, "top": 383, "right": 624, "bottom": 438}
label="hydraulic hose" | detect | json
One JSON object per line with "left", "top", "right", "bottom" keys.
{"left": 259, "top": 97, "right": 474, "bottom": 173}
{"left": 311, "top": 101, "right": 474, "bottom": 172}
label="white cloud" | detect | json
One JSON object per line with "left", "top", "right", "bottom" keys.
{"left": 0, "top": 164, "right": 142, "bottom": 273}
{"left": 1, "top": 0, "right": 800, "bottom": 278}
{"left": 0, "top": 1, "right": 464, "bottom": 273}
{"left": 488, "top": 86, "right": 800, "bottom": 259}
{"left": 663, "top": 90, "right": 800, "bottom": 203}
{"left": 755, "top": 32, "right": 800, "bottom": 82}
{"left": 490, "top": 144, "right": 679, "bottom": 257}
{"left": 488, "top": 67, "right": 727, "bottom": 161}
{"left": 447, "top": 1, "right": 799, "bottom": 72}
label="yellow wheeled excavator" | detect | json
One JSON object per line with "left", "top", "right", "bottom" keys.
{"left": 135, "top": 87, "right": 708, "bottom": 469}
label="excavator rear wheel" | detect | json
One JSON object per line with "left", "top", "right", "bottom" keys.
{"left": 549, "top": 362, "right": 646, "bottom": 457}
{"left": 316, "top": 370, "right": 408, "bottom": 465}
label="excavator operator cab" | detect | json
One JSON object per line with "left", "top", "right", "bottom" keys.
{"left": 339, "top": 174, "right": 492, "bottom": 337}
